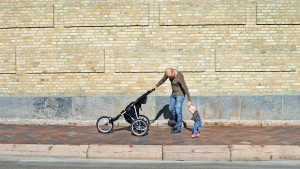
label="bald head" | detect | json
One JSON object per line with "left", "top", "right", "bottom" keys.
{"left": 165, "top": 68, "right": 176, "bottom": 78}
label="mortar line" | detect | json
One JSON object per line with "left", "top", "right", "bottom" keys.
{"left": 0, "top": 26, "right": 53, "bottom": 29}
{"left": 244, "top": 0, "right": 247, "bottom": 25}
{"left": 148, "top": 2, "right": 150, "bottom": 26}
{"left": 26, "top": 72, "right": 104, "bottom": 74}
{"left": 215, "top": 70, "right": 295, "bottom": 73}
{"left": 160, "top": 24, "right": 246, "bottom": 27}
{"left": 104, "top": 49, "right": 106, "bottom": 73}
{"left": 114, "top": 71, "right": 205, "bottom": 74}
{"left": 86, "top": 144, "right": 91, "bottom": 159}
{"left": 255, "top": 0, "right": 258, "bottom": 25}
{"left": 52, "top": 4, "right": 55, "bottom": 28}
{"left": 112, "top": 49, "right": 115, "bottom": 73}
{"left": 14, "top": 47, "right": 17, "bottom": 75}
{"left": 256, "top": 24, "right": 300, "bottom": 25}
{"left": 0, "top": 73, "right": 16, "bottom": 75}
{"left": 158, "top": 2, "right": 160, "bottom": 26}
{"left": 162, "top": 145, "right": 164, "bottom": 161}
{"left": 229, "top": 145, "right": 232, "bottom": 162}
{"left": 64, "top": 25, "right": 149, "bottom": 28}
{"left": 214, "top": 49, "right": 217, "bottom": 72}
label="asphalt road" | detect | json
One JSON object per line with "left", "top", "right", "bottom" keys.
{"left": 0, "top": 157, "right": 300, "bottom": 169}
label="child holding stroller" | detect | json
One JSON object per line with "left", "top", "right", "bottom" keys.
{"left": 188, "top": 104, "right": 202, "bottom": 138}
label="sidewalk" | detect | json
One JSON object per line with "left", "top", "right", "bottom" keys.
{"left": 0, "top": 124, "right": 300, "bottom": 161}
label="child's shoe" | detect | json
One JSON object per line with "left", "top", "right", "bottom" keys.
{"left": 192, "top": 132, "right": 200, "bottom": 138}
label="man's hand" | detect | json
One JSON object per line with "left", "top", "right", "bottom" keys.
{"left": 187, "top": 101, "right": 192, "bottom": 107}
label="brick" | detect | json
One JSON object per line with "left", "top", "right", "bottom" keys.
{"left": 257, "top": 0, "right": 300, "bottom": 25}
{"left": 64, "top": 2, "right": 149, "bottom": 27}
{"left": 0, "top": 3, "right": 54, "bottom": 28}
{"left": 159, "top": 0, "right": 246, "bottom": 25}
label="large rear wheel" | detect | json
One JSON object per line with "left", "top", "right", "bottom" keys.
{"left": 96, "top": 116, "right": 114, "bottom": 133}
{"left": 131, "top": 119, "right": 148, "bottom": 136}
{"left": 139, "top": 115, "right": 150, "bottom": 129}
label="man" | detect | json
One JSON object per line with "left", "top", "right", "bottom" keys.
{"left": 154, "top": 68, "right": 191, "bottom": 134}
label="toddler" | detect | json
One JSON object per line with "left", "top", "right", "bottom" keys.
{"left": 188, "top": 105, "right": 202, "bottom": 138}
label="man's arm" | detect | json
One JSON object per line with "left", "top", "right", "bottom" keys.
{"left": 179, "top": 76, "right": 191, "bottom": 102}
{"left": 155, "top": 74, "right": 168, "bottom": 88}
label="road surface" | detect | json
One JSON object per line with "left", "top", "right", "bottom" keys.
{"left": 1, "top": 156, "right": 300, "bottom": 169}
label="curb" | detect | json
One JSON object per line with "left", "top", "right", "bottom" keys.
{"left": 0, "top": 144, "right": 88, "bottom": 158}
{"left": 1, "top": 118, "right": 300, "bottom": 127}
{"left": 163, "top": 145, "right": 230, "bottom": 161}
{"left": 231, "top": 145, "right": 300, "bottom": 161}
{"left": 0, "top": 144, "right": 299, "bottom": 161}
{"left": 88, "top": 145, "right": 162, "bottom": 160}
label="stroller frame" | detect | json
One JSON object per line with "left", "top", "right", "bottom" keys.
{"left": 96, "top": 88, "right": 155, "bottom": 136}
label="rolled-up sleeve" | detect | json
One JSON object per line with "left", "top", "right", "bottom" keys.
{"left": 179, "top": 77, "right": 191, "bottom": 101}
{"left": 155, "top": 74, "right": 168, "bottom": 88}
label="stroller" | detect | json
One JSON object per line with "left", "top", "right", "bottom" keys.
{"left": 96, "top": 88, "right": 155, "bottom": 136}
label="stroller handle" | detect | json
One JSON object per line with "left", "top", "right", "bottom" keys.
{"left": 149, "top": 88, "right": 156, "bottom": 92}
{"left": 132, "top": 88, "right": 155, "bottom": 105}
{"left": 146, "top": 88, "right": 156, "bottom": 95}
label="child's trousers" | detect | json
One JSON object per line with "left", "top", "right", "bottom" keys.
{"left": 193, "top": 119, "right": 202, "bottom": 133}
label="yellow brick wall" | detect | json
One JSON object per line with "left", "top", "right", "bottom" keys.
{"left": 0, "top": 0, "right": 299, "bottom": 96}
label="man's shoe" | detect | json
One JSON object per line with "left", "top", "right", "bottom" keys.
{"left": 170, "top": 129, "right": 181, "bottom": 134}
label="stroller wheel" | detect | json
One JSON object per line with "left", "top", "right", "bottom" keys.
{"left": 96, "top": 116, "right": 114, "bottom": 133}
{"left": 139, "top": 115, "right": 150, "bottom": 129}
{"left": 131, "top": 119, "right": 148, "bottom": 136}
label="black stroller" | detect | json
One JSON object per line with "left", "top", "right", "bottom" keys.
{"left": 96, "top": 88, "right": 155, "bottom": 136}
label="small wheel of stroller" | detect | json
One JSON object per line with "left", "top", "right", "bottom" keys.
{"left": 139, "top": 115, "right": 150, "bottom": 129}
{"left": 131, "top": 119, "right": 148, "bottom": 136}
{"left": 96, "top": 116, "right": 114, "bottom": 133}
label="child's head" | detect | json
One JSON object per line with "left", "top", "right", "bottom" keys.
{"left": 188, "top": 105, "right": 197, "bottom": 114}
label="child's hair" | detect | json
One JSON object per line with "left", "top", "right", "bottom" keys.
{"left": 188, "top": 105, "right": 197, "bottom": 114}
